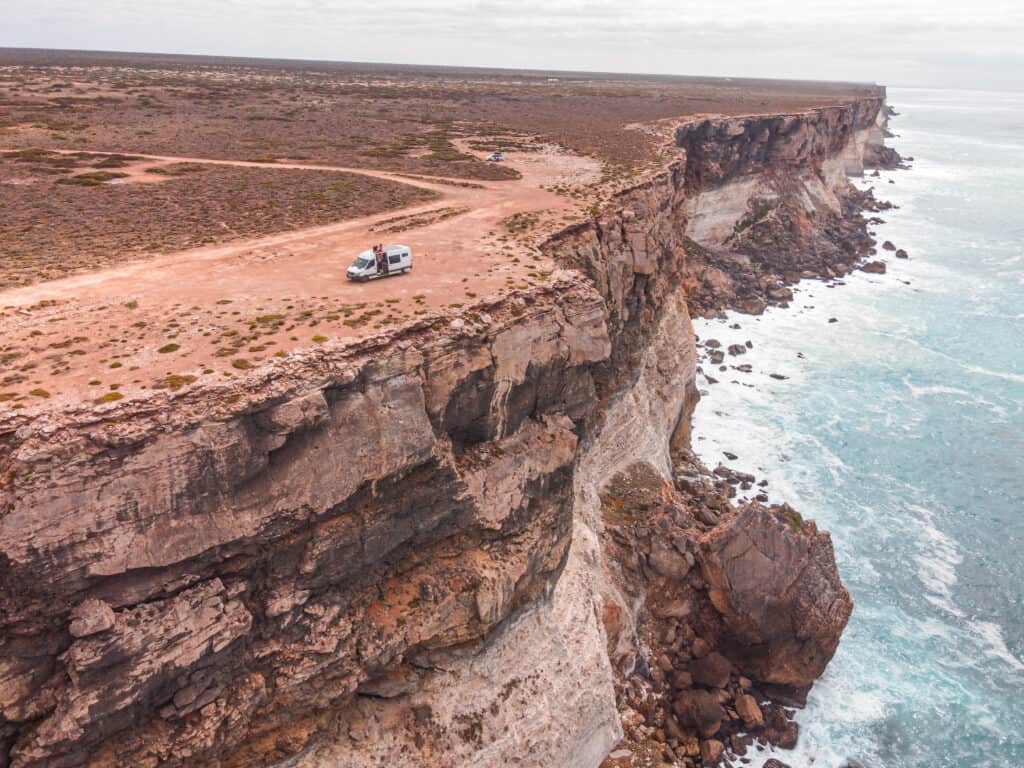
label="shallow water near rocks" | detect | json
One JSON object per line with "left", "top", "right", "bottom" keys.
{"left": 691, "top": 87, "right": 1024, "bottom": 767}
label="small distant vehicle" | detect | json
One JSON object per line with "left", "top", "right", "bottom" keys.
{"left": 486, "top": 151, "right": 505, "bottom": 162}
{"left": 347, "top": 244, "right": 412, "bottom": 281}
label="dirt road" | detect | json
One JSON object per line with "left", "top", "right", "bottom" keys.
{"left": 0, "top": 144, "right": 601, "bottom": 408}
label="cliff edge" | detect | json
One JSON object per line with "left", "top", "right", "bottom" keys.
{"left": 0, "top": 89, "right": 897, "bottom": 768}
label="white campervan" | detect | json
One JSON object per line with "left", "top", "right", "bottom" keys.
{"left": 346, "top": 244, "right": 412, "bottom": 281}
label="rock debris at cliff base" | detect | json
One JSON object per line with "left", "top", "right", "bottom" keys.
{"left": 596, "top": 454, "right": 850, "bottom": 768}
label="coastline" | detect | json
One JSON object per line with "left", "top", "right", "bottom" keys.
{"left": 688, "top": 194, "right": 908, "bottom": 768}
{"left": 688, "top": 90, "right": 1024, "bottom": 766}
{"left": 1, "top": 92, "right": 903, "bottom": 768}
{"left": 700, "top": 263, "right": 910, "bottom": 765}
{"left": 598, "top": 103, "right": 910, "bottom": 767}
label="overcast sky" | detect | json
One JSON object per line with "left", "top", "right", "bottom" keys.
{"left": 4, "top": 0, "right": 1023, "bottom": 91}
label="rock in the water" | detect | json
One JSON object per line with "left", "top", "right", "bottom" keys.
{"left": 895, "top": 249, "right": 908, "bottom": 258}
{"left": 736, "top": 296, "right": 767, "bottom": 315}
{"left": 763, "top": 704, "right": 800, "bottom": 750}
{"left": 764, "top": 760, "right": 793, "bottom": 768}
{"left": 769, "top": 719, "right": 799, "bottom": 749}
{"left": 697, "top": 505, "right": 852, "bottom": 693}
{"left": 69, "top": 598, "right": 116, "bottom": 638}
{"left": 882, "top": 240, "right": 896, "bottom": 251}
{"left": 860, "top": 261, "right": 886, "bottom": 274}
{"left": 727, "top": 344, "right": 747, "bottom": 357}
{"left": 705, "top": 339, "right": 722, "bottom": 349}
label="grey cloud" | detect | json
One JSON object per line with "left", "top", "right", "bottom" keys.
{"left": 2, "top": 0, "right": 1022, "bottom": 90}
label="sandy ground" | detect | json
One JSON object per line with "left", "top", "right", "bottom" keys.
{"left": 0, "top": 145, "right": 602, "bottom": 410}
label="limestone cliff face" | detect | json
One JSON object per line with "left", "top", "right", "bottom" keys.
{"left": 0, "top": 283, "right": 612, "bottom": 768}
{"left": 678, "top": 96, "right": 893, "bottom": 317}
{"left": 0, "top": 92, "right": 891, "bottom": 768}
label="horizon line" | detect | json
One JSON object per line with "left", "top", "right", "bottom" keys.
{"left": 0, "top": 45, "right": 885, "bottom": 90}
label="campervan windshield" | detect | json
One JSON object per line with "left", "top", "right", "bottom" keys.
{"left": 353, "top": 257, "right": 374, "bottom": 269}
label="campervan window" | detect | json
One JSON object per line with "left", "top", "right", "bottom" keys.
{"left": 389, "top": 254, "right": 402, "bottom": 265}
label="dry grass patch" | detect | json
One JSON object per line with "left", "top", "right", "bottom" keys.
{"left": 56, "top": 171, "right": 128, "bottom": 186}
{"left": 0, "top": 158, "right": 438, "bottom": 289}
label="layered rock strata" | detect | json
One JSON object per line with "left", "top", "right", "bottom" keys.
{"left": 678, "top": 100, "right": 897, "bottom": 316}
{"left": 0, "top": 91, "right": 896, "bottom": 768}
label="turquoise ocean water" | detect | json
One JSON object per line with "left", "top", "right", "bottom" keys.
{"left": 691, "top": 87, "right": 1024, "bottom": 767}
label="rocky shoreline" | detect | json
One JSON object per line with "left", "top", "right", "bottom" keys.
{"left": 597, "top": 453, "right": 850, "bottom": 768}
{"left": 683, "top": 172, "right": 901, "bottom": 320}
{"left": 598, "top": 119, "right": 909, "bottom": 767}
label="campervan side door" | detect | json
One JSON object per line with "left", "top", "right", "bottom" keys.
{"left": 387, "top": 249, "right": 411, "bottom": 273}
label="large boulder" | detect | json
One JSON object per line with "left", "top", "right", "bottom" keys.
{"left": 689, "top": 651, "right": 732, "bottom": 689}
{"left": 734, "top": 694, "right": 764, "bottom": 727}
{"left": 700, "top": 738, "right": 725, "bottom": 765}
{"left": 673, "top": 689, "right": 726, "bottom": 737}
{"left": 697, "top": 504, "right": 852, "bottom": 694}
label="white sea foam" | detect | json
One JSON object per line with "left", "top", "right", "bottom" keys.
{"left": 913, "top": 616, "right": 955, "bottom": 640}
{"left": 908, "top": 508, "right": 963, "bottom": 620}
{"left": 890, "top": 334, "right": 986, "bottom": 371}
{"left": 903, "top": 379, "right": 972, "bottom": 399}
{"left": 960, "top": 309, "right": 1024, "bottom": 321}
{"left": 900, "top": 377, "right": 1009, "bottom": 419}
{"left": 963, "top": 364, "right": 1024, "bottom": 384}
{"left": 972, "top": 621, "right": 1024, "bottom": 675}
{"left": 739, "top": 645, "right": 891, "bottom": 768}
